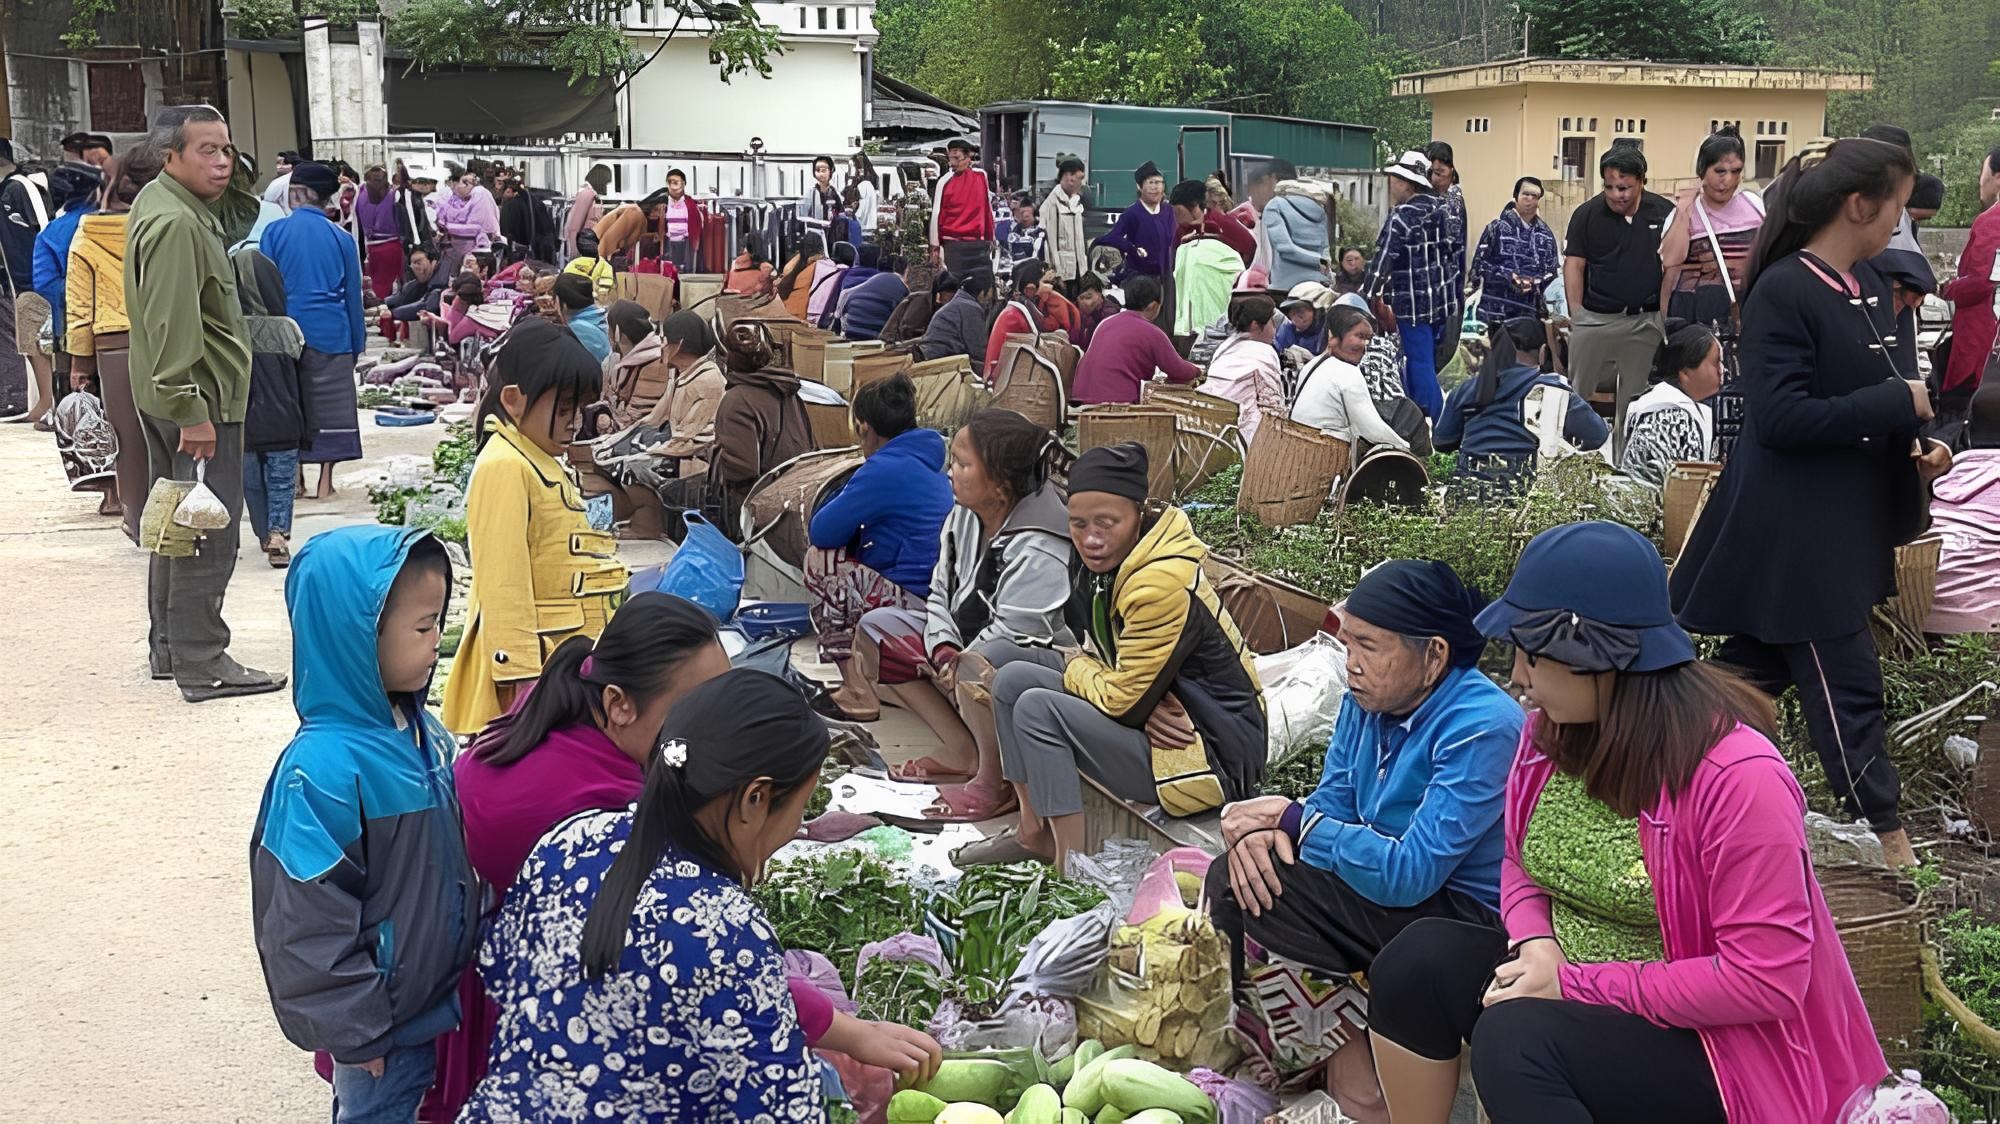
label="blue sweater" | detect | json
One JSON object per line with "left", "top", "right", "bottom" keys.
{"left": 1275, "top": 316, "right": 1328, "bottom": 355}
{"left": 569, "top": 304, "right": 611, "bottom": 362}
{"left": 1435, "top": 362, "right": 1610, "bottom": 486}
{"left": 1093, "top": 202, "right": 1176, "bottom": 278}
{"left": 807, "top": 427, "right": 953, "bottom": 594}
{"left": 840, "top": 272, "right": 908, "bottom": 342}
{"left": 261, "top": 206, "right": 366, "bottom": 355}
{"left": 1296, "top": 667, "right": 1522, "bottom": 910}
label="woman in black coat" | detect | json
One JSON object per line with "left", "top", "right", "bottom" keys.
{"left": 1670, "top": 138, "right": 1952, "bottom": 867}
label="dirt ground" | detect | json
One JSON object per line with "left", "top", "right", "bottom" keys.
{"left": 0, "top": 416, "right": 445, "bottom": 1121}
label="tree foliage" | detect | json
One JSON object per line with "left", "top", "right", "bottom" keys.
{"left": 1513, "top": 0, "right": 1771, "bottom": 64}
{"left": 390, "top": 0, "right": 783, "bottom": 85}
{"left": 874, "top": 0, "right": 1428, "bottom": 152}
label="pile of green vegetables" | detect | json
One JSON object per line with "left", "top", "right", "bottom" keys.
{"left": 753, "top": 851, "right": 924, "bottom": 983}
{"left": 1922, "top": 909, "right": 2000, "bottom": 1121}
{"left": 890, "top": 1041, "right": 1215, "bottom": 1124}
{"left": 930, "top": 863, "right": 1109, "bottom": 1014}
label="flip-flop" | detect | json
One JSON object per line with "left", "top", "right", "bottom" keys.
{"left": 950, "top": 826, "right": 1047, "bottom": 868}
{"left": 922, "top": 783, "right": 1018, "bottom": 824}
{"left": 887, "top": 755, "right": 975, "bottom": 785}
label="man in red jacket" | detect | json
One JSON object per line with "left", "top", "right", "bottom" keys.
{"left": 1171, "top": 178, "right": 1255, "bottom": 267}
{"left": 1942, "top": 146, "right": 2000, "bottom": 398}
{"left": 928, "top": 138, "right": 995, "bottom": 282}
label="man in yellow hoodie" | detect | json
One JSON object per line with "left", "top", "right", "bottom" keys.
{"left": 970, "top": 443, "right": 1265, "bottom": 868}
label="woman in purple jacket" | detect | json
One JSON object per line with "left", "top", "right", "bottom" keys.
{"left": 1365, "top": 521, "right": 1886, "bottom": 1124}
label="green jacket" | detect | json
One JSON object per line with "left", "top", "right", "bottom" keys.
{"left": 124, "top": 173, "right": 251, "bottom": 426}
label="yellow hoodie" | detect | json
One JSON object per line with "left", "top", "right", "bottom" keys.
{"left": 66, "top": 211, "right": 129, "bottom": 356}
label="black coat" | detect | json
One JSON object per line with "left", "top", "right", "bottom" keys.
{"left": 235, "top": 248, "right": 312, "bottom": 453}
{"left": 395, "top": 187, "right": 435, "bottom": 254}
{"left": 1670, "top": 253, "right": 1927, "bottom": 644}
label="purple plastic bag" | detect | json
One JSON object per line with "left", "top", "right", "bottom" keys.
{"left": 784, "top": 949, "right": 858, "bottom": 1014}
{"left": 1187, "top": 1068, "right": 1277, "bottom": 1124}
{"left": 854, "top": 932, "right": 949, "bottom": 982}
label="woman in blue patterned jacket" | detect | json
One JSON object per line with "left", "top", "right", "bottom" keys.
{"left": 1473, "top": 177, "right": 1561, "bottom": 326}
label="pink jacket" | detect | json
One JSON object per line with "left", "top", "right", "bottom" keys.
{"left": 1501, "top": 720, "right": 1887, "bottom": 1123}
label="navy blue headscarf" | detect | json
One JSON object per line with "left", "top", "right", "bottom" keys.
{"left": 1345, "top": 560, "right": 1490, "bottom": 668}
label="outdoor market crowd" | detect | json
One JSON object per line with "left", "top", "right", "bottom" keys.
{"left": 2, "top": 97, "right": 1996, "bottom": 1124}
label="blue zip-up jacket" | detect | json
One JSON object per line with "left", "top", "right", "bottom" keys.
{"left": 1275, "top": 314, "right": 1328, "bottom": 356}
{"left": 1263, "top": 193, "right": 1331, "bottom": 293}
{"left": 32, "top": 200, "right": 93, "bottom": 348}
{"left": 839, "top": 272, "right": 909, "bottom": 342}
{"left": 260, "top": 205, "right": 366, "bottom": 355}
{"left": 808, "top": 426, "right": 953, "bottom": 594}
{"left": 1435, "top": 361, "right": 1610, "bottom": 487}
{"left": 1296, "top": 666, "right": 1522, "bottom": 910}
{"left": 251, "top": 526, "right": 479, "bottom": 1065}
{"left": 1473, "top": 205, "right": 1559, "bottom": 324}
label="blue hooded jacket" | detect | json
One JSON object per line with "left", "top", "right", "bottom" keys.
{"left": 250, "top": 526, "right": 479, "bottom": 1064}
{"left": 1435, "top": 362, "right": 1609, "bottom": 488}
{"left": 808, "top": 427, "right": 953, "bottom": 594}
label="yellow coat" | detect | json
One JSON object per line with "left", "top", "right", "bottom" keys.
{"left": 442, "top": 418, "right": 628, "bottom": 734}
{"left": 66, "top": 212, "right": 130, "bottom": 356}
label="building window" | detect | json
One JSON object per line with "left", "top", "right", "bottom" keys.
{"left": 1639, "top": 119, "right": 1647, "bottom": 132}
{"left": 1755, "top": 140, "right": 1785, "bottom": 179}
{"left": 799, "top": 7, "right": 807, "bottom": 27}
{"left": 817, "top": 7, "right": 828, "bottom": 29}
{"left": 1561, "top": 117, "right": 1571, "bottom": 131}
{"left": 87, "top": 63, "right": 146, "bottom": 134}
{"left": 1561, "top": 136, "right": 1596, "bottom": 182}
{"left": 1614, "top": 118, "right": 1624, "bottom": 132}
{"left": 1589, "top": 117, "right": 1598, "bottom": 131}
{"left": 837, "top": 6, "right": 846, "bottom": 28}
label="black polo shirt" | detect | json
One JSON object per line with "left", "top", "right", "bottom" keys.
{"left": 1565, "top": 191, "right": 1673, "bottom": 314}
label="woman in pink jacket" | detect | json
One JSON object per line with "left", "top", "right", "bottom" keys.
{"left": 1364, "top": 521, "right": 1887, "bottom": 1124}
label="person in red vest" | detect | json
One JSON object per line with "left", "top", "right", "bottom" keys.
{"left": 929, "top": 139, "right": 994, "bottom": 282}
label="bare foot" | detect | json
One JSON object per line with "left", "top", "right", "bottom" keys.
{"left": 1877, "top": 828, "right": 1917, "bottom": 868}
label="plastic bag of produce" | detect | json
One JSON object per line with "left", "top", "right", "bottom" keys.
{"left": 930, "top": 993, "right": 1077, "bottom": 1058}
{"left": 1076, "top": 907, "right": 1237, "bottom": 1071}
{"left": 171, "top": 460, "right": 231, "bottom": 530}
{"left": 1837, "top": 1071, "right": 1953, "bottom": 1124}
{"left": 1000, "top": 903, "right": 1117, "bottom": 1004}
{"left": 784, "top": 949, "right": 858, "bottom": 1013}
{"left": 1064, "top": 838, "right": 1158, "bottom": 919}
{"left": 1125, "top": 847, "right": 1214, "bottom": 925}
{"left": 1255, "top": 632, "right": 1347, "bottom": 762}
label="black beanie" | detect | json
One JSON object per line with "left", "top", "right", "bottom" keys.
{"left": 1134, "top": 160, "right": 1162, "bottom": 186}
{"left": 1070, "top": 442, "right": 1150, "bottom": 503}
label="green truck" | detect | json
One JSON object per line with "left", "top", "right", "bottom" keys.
{"left": 979, "top": 100, "right": 1379, "bottom": 213}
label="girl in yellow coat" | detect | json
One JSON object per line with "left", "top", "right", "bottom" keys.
{"left": 443, "top": 319, "right": 628, "bottom": 735}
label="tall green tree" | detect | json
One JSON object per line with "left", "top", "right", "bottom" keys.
{"left": 1513, "top": 0, "right": 1771, "bottom": 65}
{"left": 386, "top": 0, "right": 783, "bottom": 87}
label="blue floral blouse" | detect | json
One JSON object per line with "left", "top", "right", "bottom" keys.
{"left": 461, "top": 808, "right": 824, "bottom": 1123}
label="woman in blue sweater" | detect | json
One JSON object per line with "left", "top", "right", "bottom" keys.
{"left": 807, "top": 373, "right": 955, "bottom": 719}
{"left": 1436, "top": 317, "right": 1607, "bottom": 492}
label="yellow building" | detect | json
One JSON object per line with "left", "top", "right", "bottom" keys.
{"left": 1394, "top": 59, "right": 1871, "bottom": 234}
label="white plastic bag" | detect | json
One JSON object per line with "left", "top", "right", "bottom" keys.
{"left": 1000, "top": 903, "right": 1118, "bottom": 1005}
{"left": 171, "top": 460, "right": 231, "bottom": 530}
{"left": 1256, "top": 632, "right": 1348, "bottom": 761}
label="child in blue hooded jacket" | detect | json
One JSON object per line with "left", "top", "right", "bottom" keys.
{"left": 250, "top": 526, "right": 479, "bottom": 1122}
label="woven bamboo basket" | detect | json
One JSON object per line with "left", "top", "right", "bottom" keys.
{"left": 992, "top": 341, "right": 1067, "bottom": 431}
{"left": 740, "top": 448, "right": 864, "bottom": 577}
{"left": 1238, "top": 415, "right": 1348, "bottom": 528}
{"left": 805, "top": 402, "right": 855, "bottom": 451}
{"left": 715, "top": 292, "right": 785, "bottom": 331}
{"left": 1820, "top": 862, "right": 1923, "bottom": 1068}
{"left": 1884, "top": 534, "right": 1943, "bottom": 638}
{"left": 819, "top": 340, "right": 883, "bottom": 396}
{"left": 907, "top": 355, "right": 990, "bottom": 432}
{"left": 1662, "top": 461, "right": 1721, "bottom": 558}
{"left": 677, "top": 273, "right": 726, "bottom": 313}
{"left": 1202, "top": 554, "right": 1331, "bottom": 655}
{"left": 1077, "top": 406, "right": 1179, "bottom": 500}
{"left": 1141, "top": 383, "right": 1241, "bottom": 430}
{"left": 851, "top": 350, "right": 914, "bottom": 396}
{"left": 761, "top": 319, "right": 827, "bottom": 370}
{"left": 1139, "top": 384, "right": 1244, "bottom": 491}
{"left": 1971, "top": 721, "right": 2000, "bottom": 839}
{"left": 787, "top": 331, "right": 837, "bottom": 382}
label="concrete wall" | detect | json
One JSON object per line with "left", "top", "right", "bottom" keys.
{"left": 226, "top": 48, "right": 300, "bottom": 185}
{"left": 621, "top": 35, "right": 862, "bottom": 159}
{"left": 1428, "top": 84, "right": 1835, "bottom": 234}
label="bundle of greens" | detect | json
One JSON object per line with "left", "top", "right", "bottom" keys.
{"left": 432, "top": 419, "right": 478, "bottom": 485}
{"left": 931, "top": 863, "right": 1109, "bottom": 1014}
{"left": 753, "top": 851, "right": 923, "bottom": 982}
{"left": 853, "top": 952, "right": 950, "bottom": 1029}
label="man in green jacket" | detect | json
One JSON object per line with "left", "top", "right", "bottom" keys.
{"left": 126, "top": 105, "right": 284, "bottom": 702}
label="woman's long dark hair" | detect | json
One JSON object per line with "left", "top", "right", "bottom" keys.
{"left": 473, "top": 317, "right": 604, "bottom": 447}
{"left": 468, "top": 593, "right": 719, "bottom": 766}
{"left": 962, "top": 408, "right": 1057, "bottom": 506}
{"left": 1743, "top": 138, "right": 1914, "bottom": 295}
{"left": 1650, "top": 319, "right": 1718, "bottom": 387}
{"left": 579, "top": 669, "right": 826, "bottom": 978}
{"left": 1532, "top": 661, "right": 1777, "bottom": 817}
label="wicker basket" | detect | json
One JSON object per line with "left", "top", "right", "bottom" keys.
{"left": 1662, "top": 461, "right": 1721, "bottom": 558}
{"left": 762, "top": 319, "right": 828, "bottom": 371}
{"left": 1819, "top": 862, "right": 1923, "bottom": 1068}
{"left": 1238, "top": 416, "right": 1348, "bottom": 528}
{"left": 1883, "top": 534, "right": 1943, "bottom": 638}
{"left": 907, "top": 355, "right": 990, "bottom": 432}
{"left": 851, "top": 349, "right": 914, "bottom": 396}
{"left": 1971, "top": 722, "right": 2000, "bottom": 839}
{"left": 805, "top": 402, "right": 855, "bottom": 451}
{"left": 787, "top": 331, "right": 838, "bottom": 383}
{"left": 992, "top": 339, "right": 1067, "bottom": 431}
{"left": 1140, "top": 384, "right": 1244, "bottom": 492}
{"left": 1077, "top": 406, "right": 1179, "bottom": 500}
{"left": 1202, "top": 554, "right": 1331, "bottom": 655}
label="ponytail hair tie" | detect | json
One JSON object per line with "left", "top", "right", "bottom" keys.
{"left": 580, "top": 655, "right": 597, "bottom": 679}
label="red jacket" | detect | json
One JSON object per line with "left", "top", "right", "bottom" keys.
{"left": 984, "top": 298, "right": 1046, "bottom": 381}
{"left": 658, "top": 194, "right": 708, "bottom": 258}
{"left": 1036, "top": 288, "right": 1081, "bottom": 339}
{"left": 931, "top": 168, "right": 994, "bottom": 245}
{"left": 1941, "top": 203, "right": 2000, "bottom": 393}
{"left": 1180, "top": 207, "right": 1256, "bottom": 267}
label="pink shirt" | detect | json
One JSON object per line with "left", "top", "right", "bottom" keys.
{"left": 1502, "top": 720, "right": 1888, "bottom": 1123}
{"left": 664, "top": 197, "right": 692, "bottom": 241}
{"left": 1924, "top": 449, "right": 2000, "bottom": 633}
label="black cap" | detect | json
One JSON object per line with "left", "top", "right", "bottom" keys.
{"left": 1070, "top": 442, "right": 1150, "bottom": 503}
{"left": 1134, "top": 160, "right": 1162, "bottom": 186}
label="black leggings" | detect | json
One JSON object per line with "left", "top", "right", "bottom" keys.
{"left": 1369, "top": 918, "right": 1726, "bottom": 1124}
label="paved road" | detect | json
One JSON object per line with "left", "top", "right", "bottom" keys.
{"left": 0, "top": 417, "right": 441, "bottom": 1121}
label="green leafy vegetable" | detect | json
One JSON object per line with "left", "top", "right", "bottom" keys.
{"left": 932, "top": 863, "right": 1108, "bottom": 1014}
{"left": 752, "top": 852, "right": 923, "bottom": 983}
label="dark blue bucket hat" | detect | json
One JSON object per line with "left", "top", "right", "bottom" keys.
{"left": 1474, "top": 521, "right": 1696, "bottom": 673}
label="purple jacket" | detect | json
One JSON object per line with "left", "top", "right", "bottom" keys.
{"left": 1502, "top": 720, "right": 1888, "bottom": 1123}
{"left": 435, "top": 185, "right": 499, "bottom": 251}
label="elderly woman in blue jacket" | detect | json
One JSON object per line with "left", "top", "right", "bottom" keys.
{"left": 807, "top": 372, "right": 955, "bottom": 720}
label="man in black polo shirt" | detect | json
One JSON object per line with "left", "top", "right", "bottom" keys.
{"left": 1563, "top": 145, "right": 1672, "bottom": 451}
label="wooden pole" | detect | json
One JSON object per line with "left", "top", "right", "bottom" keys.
{"left": 0, "top": 9, "right": 15, "bottom": 139}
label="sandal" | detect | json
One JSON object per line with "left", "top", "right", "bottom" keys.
{"left": 809, "top": 691, "right": 879, "bottom": 724}
{"left": 923, "top": 783, "right": 1018, "bottom": 824}
{"left": 888, "top": 754, "right": 975, "bottom": 785}
{"left": 265, "top": 533, "right": 291, "bottom": 569}
{"left": 951, "top": 826, "right": 1047, "bottom": 867}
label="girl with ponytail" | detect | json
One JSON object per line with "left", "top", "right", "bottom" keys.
{"left": 1671, "top": 137, "right": 1952, "bottom": 869}
{"left": 464, "top": 670, "right": 836, "bottom": 1120}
